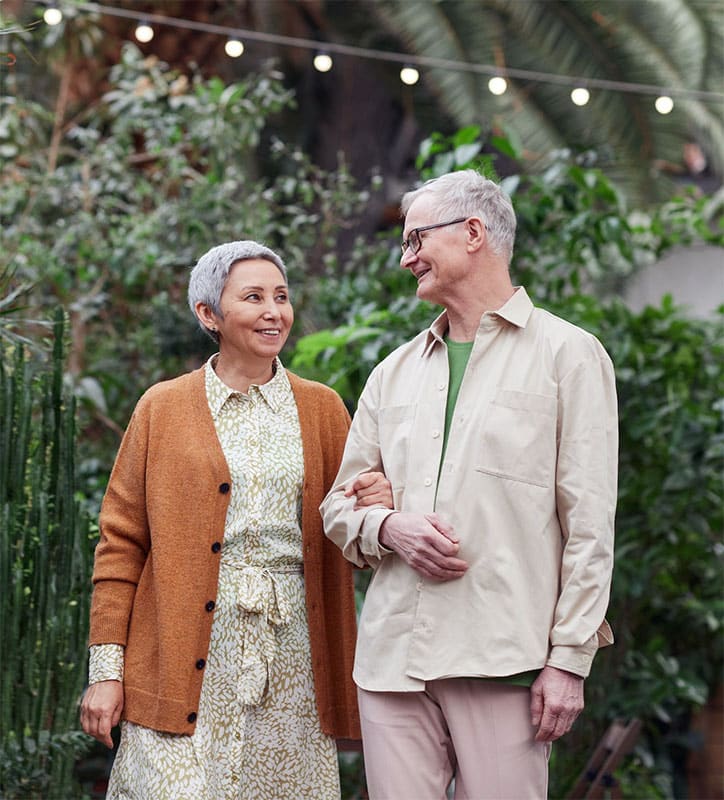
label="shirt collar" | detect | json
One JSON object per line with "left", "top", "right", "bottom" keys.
{"left": 422, "top": 286, "right": 534, "bottom": 356}
{"left": 204, "top": 355, "right": 289, "bottom": 418}
{"left": 494, "top": 286, "right": 534, "bottom": 328}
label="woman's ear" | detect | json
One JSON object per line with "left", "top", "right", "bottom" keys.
{"left": 194, "top": 301, "right": 217, "bottom": 333}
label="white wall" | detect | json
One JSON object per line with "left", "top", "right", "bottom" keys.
{"left": 623, "top": 245, "right": 723, "bottom": 319}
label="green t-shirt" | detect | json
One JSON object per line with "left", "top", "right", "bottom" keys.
{"left": 442, "top": 339, "right": 474, "bottom": 464}
{"left": 440, "top": 337, "right": 539, "bottom": 689}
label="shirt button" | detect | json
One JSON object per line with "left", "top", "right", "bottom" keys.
{"left": 205, "top": 600, "right": 215, "bottom": 612}
{"left": 438, "top": 383, "right": 446, "bottom": 391}
{"left": 424, "top": 477, "right": 432, "bottom": 487}
{"left": 187, "top": 712, "right": 197, "bottom": 723}
{"left": 219, "top": 482, "right": 230, "bottom": 494}
{"left": 211, "top": 542, "right": 221, "bottom": 553}
{"left": 195, "top": 659, "right": 206, "bottom": 670}
{"left": 416, "top": 581, "right": 423, "bottom": 591}
{"left": 432, "top": 430, "right": 440, "bottom": 439}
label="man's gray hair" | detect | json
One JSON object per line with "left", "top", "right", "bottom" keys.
{"left": 188, "top": 240, "right": 287, "bottom": 342}
{"left": 401, "top": 170, "right": 516, "bottom": 262}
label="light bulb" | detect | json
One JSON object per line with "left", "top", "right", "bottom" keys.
{"left": 134, "top": 22, "right": 154, "bottom": 43}
{"left": 571, "top": 87, "right": 590, "bottom": 106}
{"left": 488, "top": 77, "right": 507, "bottom": 96}
{"left": 655, "top": 95, "right": 674, "bottom": 114}
{"left": 313, "top": 53, "right": 333, "bottom": 73}
{"left": 400, "top": 66, "right": 419, "bottom": 85}
{"left": 43, "top": 7, "right": 63, "bottom": 25}
{"left": 225, "top": 39, "right": 244, "bottom": 58}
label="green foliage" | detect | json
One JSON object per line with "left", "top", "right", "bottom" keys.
{"left": 2, "top": 41, "right": 378, "bottom": 485}
{"left": 416, "top": 124, "right": 507, "bottom": 181}
{"left": 606, "top": 299, "right": 722, "bottom": 705}
{"left": 0, "top": 311, "right": 94, "bottom": 798}
{"left": 290, "top": 243, "right": 436, "bottom": 405}
{"left": 512, "top": 153, "right": 724, "bottom": 304}
{"left": 538, "top": 294, "right": 724, "bottom": 797}
{"left": 338, "top": 751, "right": 367, "bottom": 800}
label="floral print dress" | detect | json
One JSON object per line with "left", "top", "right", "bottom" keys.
{"left": 89, "top": 358, "right": 340, "bottom": 800}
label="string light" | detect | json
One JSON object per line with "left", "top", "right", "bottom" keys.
{"left": 488, "top": 77, "right": 507, "bottom": 96}
{"left": 224, "top": 38, "right": 244, "bottom": 58}
{"left": 42, "top": 6, "right": 63, "bottom": 25}
{"left": 313, "top": 52, "right": 333, "bottom": 72}
{"left": 134, "top": 21, "right": 154, "bottom": 43}
{"left": 30, "top": 0, "right": 724, "bottom": 106}
{"left": 571, "top": 87, "right": 590, "bottom": 106}
{"left": 400, "top": 66, "right": 419, "bottom": 85}
{"left": 655, "top": 96, "right": 674, "bottom": 114}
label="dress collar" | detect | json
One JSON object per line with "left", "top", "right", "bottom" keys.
{"left": 204, "top": 355, "right": 289, "bottom": 418}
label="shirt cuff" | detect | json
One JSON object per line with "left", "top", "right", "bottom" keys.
{"left": 360, "top": 508, "right": 398, "bottom": 561}
{"left": 547, "top": 637, "right": 598, "bottom": 678}
{"left": 88, "top": 643, "right": 124, "bottom": 684}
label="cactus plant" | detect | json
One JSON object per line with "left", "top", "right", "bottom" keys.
{"left": 1, "top": 310, "right": 93, "bottom": 798}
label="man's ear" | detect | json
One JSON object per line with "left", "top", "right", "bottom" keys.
{"left": 465, "top": 217, "right": 486, "bottom": 252}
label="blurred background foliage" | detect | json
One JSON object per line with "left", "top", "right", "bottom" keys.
{"left": 1, "top": 3, "right": 723, "bottom": 798}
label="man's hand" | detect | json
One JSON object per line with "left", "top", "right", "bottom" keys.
{"left": 378, "top": 512, "right": 468, "bottom": 581}
{"left": 344, "top": 471, "right": 393, "bottom": 509}
{"left": 530, "top": 665, "right": 584, "bottom": 742}
{"left": 80, "top": 680, "right": 124, "bottom": 748}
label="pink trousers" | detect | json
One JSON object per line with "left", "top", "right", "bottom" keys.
{"left": 358, "top": 679, "right": 550, "bottom": 800}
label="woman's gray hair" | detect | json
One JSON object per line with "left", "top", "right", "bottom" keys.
{"left": 188, "top": 240, "right": 287, "bottom": 342}
{"left": 400, "top": 170, "right": 516, "bottom": 263}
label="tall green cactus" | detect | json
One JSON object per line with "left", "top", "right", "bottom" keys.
{"left": 1, "top": 310, "right": 93, "bottom": 798}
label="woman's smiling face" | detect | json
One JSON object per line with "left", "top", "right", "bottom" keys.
{"left": 212, "top": 258, "right": 294, "bottom": 364}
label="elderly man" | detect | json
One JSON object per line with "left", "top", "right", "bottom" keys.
{"left": 321, "top": 170, "right": 617, "bottom": 799}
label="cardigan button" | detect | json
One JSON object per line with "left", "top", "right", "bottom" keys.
{"left": 195, "top": 658, "right": 206, "bottom": 670}
{"left": 187, "top": 712, "right": 197, "bottom": 723}
{"left": 219, "top": 482, "right": 230, "bottom": 494}
{"left": 205, "top": 600, "right": 215, "bottom": 612}
{"left": 211, "top": 541, "right": 221, "bottom": 553}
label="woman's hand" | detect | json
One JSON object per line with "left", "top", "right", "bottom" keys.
{"left": 80, "top": 680, "right": 124, "bottom": 748}
{"left": 344, "top": 471, "right": 394, "bottom": 509}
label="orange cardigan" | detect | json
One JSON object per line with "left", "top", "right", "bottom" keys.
{"left": 89, "top": 366, "right": 360, "bottom": 740}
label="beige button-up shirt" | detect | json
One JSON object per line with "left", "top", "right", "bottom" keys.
{"left": 321, "top": 287, "right": 617, "bottom": 691}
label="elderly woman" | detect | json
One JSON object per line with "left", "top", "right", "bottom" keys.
{"left": 80, "top": 241, "right": 390, "bottom": 799}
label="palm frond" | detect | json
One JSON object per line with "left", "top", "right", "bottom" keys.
{"left": 366, "top": 0, "right": 724, "bottom": 204}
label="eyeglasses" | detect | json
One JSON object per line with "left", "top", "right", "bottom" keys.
{"left": 401, "top": 217, "right": 467, "bottom": 255}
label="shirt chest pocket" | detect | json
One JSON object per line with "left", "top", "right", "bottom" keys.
{"left": 475, "top": 389, "right": 557, "bottom": 488}
{"left": 378, "top": 403, "right": 416, "bottom": 490}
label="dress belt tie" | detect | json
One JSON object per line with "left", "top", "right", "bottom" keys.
{"left": 220, "top": 555, "right": 303, "bottom": 707}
